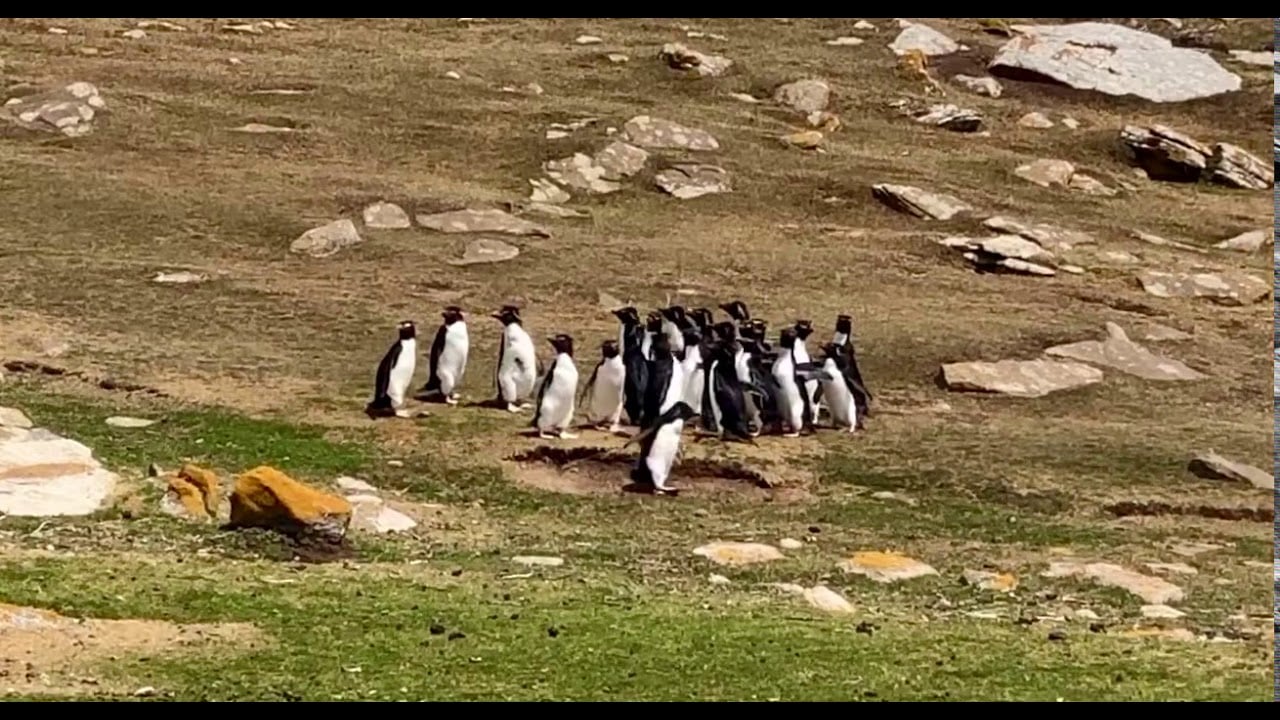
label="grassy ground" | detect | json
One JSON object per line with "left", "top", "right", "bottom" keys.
{"left": 0, "top": 18, "right": 1274, "bottom": 701}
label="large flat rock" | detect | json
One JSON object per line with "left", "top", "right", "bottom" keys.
{"left": 1136, "top": 270, "right": 1269, "bottom": 305}
{"left": 0, "top": 426, "right": 119, "bottom": 517}
{"left": 1043, "top": 322, "right": 1206, "bottom": 381}
{"left": 941, "top": 359, "right": 1103, "bottom": 398}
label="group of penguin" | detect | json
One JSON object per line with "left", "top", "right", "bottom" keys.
{"left": 366, "top": 301, "right": 873, "bottom": 496}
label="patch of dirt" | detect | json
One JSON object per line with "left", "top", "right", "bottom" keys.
{"left": 1104, "top": 501, "right": 1272, "bottom": 523}
{"left": 0, "top": 602, "right": 263, "bottom": 697}
{"left": 214, "top": 526, "right": 356, "bottom": 564}
{"left": 503, "top": 444, "right": 811, "bottom": 502}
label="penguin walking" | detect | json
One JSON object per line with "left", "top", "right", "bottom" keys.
{"left": 532, "top": 333, "right": 580, "bottom": 439}
{"left": 493, "top": 305, "right": 538, "bottom": 412}
{"left": 792, "top": 319, "right": 820, "bottom": 414}
{"left": 832, "top": 313, "right": 873, "bottom": 425}
{"left": 772, "top": 327, "right": 828, "bottom": 437}
{"left": 613, "top": 306, "right": 648, "bottom": 426}
{"left": 702, "top": 341, "right": 755, "bottom": 442}
{"left": 365, "top": 320, "right": 417, "bottom": 419}
{"left": 418, "top": 306, "right": 469, "bottom": 405}
{"left": 640, "top": 310, "right": 662, "bottom": 360}
{"left": 626, "top": 401, "right": 699, "bottom": 496}
{"left": 639, "top": 332, "right": 684, "bottom": 430}
{"left": 817, "top": 342, "right": 861, "bottom": 433}
{"left": 579, "top": 339, "right": 626, "bottom": 434}
{"left": 679, "top": 328, "right": 706, "bottom": 415}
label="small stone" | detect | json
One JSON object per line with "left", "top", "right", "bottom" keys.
{"left": 529, "top": 178, "right": 571, "bottom": 204}
{"left": 290, "top": 219, "right": 363, "bottom": 258}
{"left": 361, "top": 202, "right": 411, "bottom": 230}
{"left": 728, "top": 92, "right": 759, "bottom": 104}
{"left": 774, "top": 79, "right": 831, "bottom": 114}
{"left": 121, "top": 29, "right": 147, "bottom": 40}
{"left": 1140, "top": 604, "right": 1186, "bottom": 619}
{"left": 336, "top": 476, "right": 378, "bottom": 494}
{"left": 1187, "top": 452, "right": 1272, "bottom": 491}
{"left": 230, "top": 123, "right": 295, "bottom": 134}
{"left": 962, "top": 569, "right": 1018, "bottom": 592}
{"left": 511, "top": 555, "right": 564, "bottom": 567}
{"left": 47, "top": 27, "right": 68, "bottom": 35}
{"left": 1140, "top": 324, "right": 1191, "bottom": 342}
{"left": 953, "top": 74, "right": 1002, "bottom": 97}
{"left": 780, "top": 130, "right": 823, "bottom": 149}
{"left": 654, "top": 164, "right": 731, "bottom": 200}
{"left": 0, "top": 407, "right": 34, "bottom": 429}
{"left": 1227, "top": 50, "right": 1271, "bottom": 66}
{"left": 854, "top": 20, "right": 876, "bottom": 30}
{"left": 1015, "top": 159, "right": 1075, "bottom": 188}
{"left": 443, "top": 70, "right": 462, "bottom": 80}
{"left": 574, "top": 35, "right": 603, "bottom": 45}
{"left": 889, "top": 22, "right": 959, "bottom": 56}
{"left": 692, "top": 541, "right": 783, "bottom": 566}
{"left": 1018, "top": 112, "right": 1054, "bottom": 129}
{"left": 825, "top": 36, "right": 864, "bottom": 46}
{"left": 1135, "top": 269, "right": 1268, "bottom": 306}
{"left": 870, "top": 490, "right": 917, "bottom": 506}
{"left": 605, "top": 53, "right": 629, "bottom": 63}
{"left": 105, "top": 416, "right": 155, "bottom": 429}
{"left": 778, "top": 538, "right": 803, "bottom": 550}
{"left": 152, "top": 271, "right": 208, "bottom": 284}
{"left": 658, "top": 43, "right": 732, "bottom": 78}
{"left": 909, "top": 104, "right": 983, "bottom": 133}
{"left": 133, "top": 686, "right": 156, "bottom": 697}
{"left": 871, "top": 183, "right": 973, "bottom": 221}
{"left": 449, "top": 238, "right": 519, "bottom": 266}
{"left": 227, "top": 57, "right": 243, "bottom": 66}
{"left": 839, "top": 551, "right": 937, "bottom": 583}
{"left": 1067, "top": 173, "right": 1117, "bottom": 196}
{"left": 1061, "top": 116, "right": 1080, "bottom": 129}
{"left": 802, "top": 585, "right": 855, "bottom": 614}
{"left": 417, "top": 208, "right": 550, "bottom": 237}
{"left": 1213, "top": 229, "right": 1270, "bottom": 253}
{"left": 1074, "top": 608, "right": 1100, "bottom": 620}
{"left": 708, "top": 573, "right": 730, "bottom": 585}
{"left": 621, "top": 115, "right": 719, "bottom": 151}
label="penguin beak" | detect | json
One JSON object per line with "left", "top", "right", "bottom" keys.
{"left": 490, "top": 311, "right": 503, "bottom": 320}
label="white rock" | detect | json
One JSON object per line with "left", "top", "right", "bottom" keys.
{"left": 290, "top": 218, "right": 363, "bottom": 258}
{"left": 336, "top": 476, "right": 378, "bottom": 493}
{"left": 361, "top": 201, "right": 412, "bottom": 230}
{"left": 443, "top": 70, "right": 462, "bottom": 80}
{"left": 853, "top": 20, "right": 876, "bottom": 30}
{"left": 512, "top": 555, "right": 565, "bottom": 567}
{"left": 778, "top": 538, "right": 803, "bottom": 550}
{"left": 889, "top": 22, "right": 958, "bottom": 57}
{"left": 104, "top": 416, "right": 155, "bottom": 428}
{"left": 953, "top": 74, "right": 1003, "bottom": 97}
{"left": 348, "top": 495, "right": 417, "bottom": 534}
{"left": 708, "top": 573, "right": 731, "bottom": 585}
{"left": 1018, "top": 112, "right": 1055, "bottom": 129}
{"left": 1214, "top": 229, "right": 1270, "bottom": 252}
{"left": 1140, "top": 604, "right": 1186, "bottom": 619}
{"left": 122, "top": 29, "right": 147, "bottom": 40}
{"left": 0, "top": 407, "right": 33, "bottom": 429}
{"left": 802, "top": 585, "right": 856, "bottom": 614}
{"left": 152, "top": 271, "right": 208, "bottom": 284}
{"left": 692, "top": 541, "right": 783, "bottom": 566}
{"left": 0, "top": 427, "right": 119, "bottom": 516}
{"left": 574, "top": 35, "right": 603, "bottom": 45}
{"left": 825, "top": 36, "right": 864, "bottom": 46}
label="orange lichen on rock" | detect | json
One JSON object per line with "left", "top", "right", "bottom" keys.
{"left": 179, "top": 463, "right": 222, "bottom": 515}
{"left": 167, "top": 476, "right": 208, "bottom": 518}
{"left": 229, "top": 465, "right": 352, "bottom": 540}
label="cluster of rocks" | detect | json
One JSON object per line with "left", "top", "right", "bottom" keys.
{"left": 940, "top": 321, "right": 1205, "bottom": 398}
{"left": 1, "top": 81, "right": 106, "bottom": 138}
{"left": 1118, "top": 123, "right": 1273, "bottom": 190}
{"left": 1014, "top": 158, "right": 1117, "bottom": 196}
{"left": 221, "top": 20, "right": 296, "bottom": 35}
{"left": 658, "top": 42, "right": 731, "bottom": 77}
{"left": 891, "top": 100, "right": 984, "bottom": 134}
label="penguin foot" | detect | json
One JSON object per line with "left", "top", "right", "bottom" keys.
{"left": 654, "top": 488, "right": 679, "bottom": 497}
{"left": 557, "top": 430, "right": 579, "bottom": 440}
{"left": 537, "top": 430, "right": 557, "bottom": 440}
{"left": 506, "top": 403, "right": 523, "bottom": 413}
{"left": 782, "top": 431, "right": 800, "bottom": 438}
{"left": 606, "top": 423, "right": 623, "bottom": 435}
{"left": 394, "top": 409, "right": 413, "bottom": 418}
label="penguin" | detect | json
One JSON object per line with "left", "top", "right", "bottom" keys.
{"left": 738, "top": 335, "right": 780, "bottom": 435}
{"left": 659, "top": 305, "right": 691, "bottom": 355}
{"left": 365, "top": 320, "right": 417, "bottom": 419}
{"left": 689, "top": 307, "right": 715, "bottom": 341}
{"left": 719, "top": 300, "right": 751, "bottom": 326}
{"left": 832, "top": 313, "right": 873, "bottom": 423}
{"left": 792, "top": 319, "right": 819, "bottom": 413}
{"left": 702, "top": 340, "right": 755, "bottom": 442}
{"left": 493, "top": 305, "right": 538, "bottom": 412}
{"left": 679, "top": 327, "right": 706, "bottom": 414}
{"left": 613, "top": 306, "right": 648, "bottom": 426}
{"left": 626, "top": 400, "right": 699, "bottom": 496}
{"left": 640, "top": 310, "right": 662, "bottom": 360}
{"left": 579, "top": 339, "right": 626, "bottom": 434}
{"left": 771, "top": 327, "right": 829, "bottom": 437}
{"left": 639, "top": 332, "right": 684, "bottom": 430}
{"left": 531, "top": 333, "right": 580, "bottom": 439}
{"left": 711, "top": 320, "right": 738, "bottom": 343}
{"left": 418, "top": 305, "right": 468, "bottom": 405}
{"left": 817, "top": 342, "right": 861, "bottom": 433}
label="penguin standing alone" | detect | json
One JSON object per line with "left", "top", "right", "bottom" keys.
{"left": 532, "top": 333, "right": 580, "bottom": 439}
{"left": 832, "top": 313, "right": 873, "bottom": 426}
{"left": 579, "top": 339, "right": 627, "bottom": 434}
{"left": 418, "top": 306, "right": 469, "bottom": 405}
{"left": 366, "top": 320, "right": 417, "bottom": 419}
{"left": 627, "top": 401, "right": 699, "bottom": 496}
{"left": 493, "top": 305, "right": 538, "bottom": 412}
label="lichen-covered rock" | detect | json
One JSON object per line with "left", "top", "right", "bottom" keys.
{"left": 871, "top": 184, "right": 973, "bottom": 220}
{"left": 165, "top": 463, "right": 222, "bottom": 519}
{"left": 228, "top": 466, "right": 352, "bottom": 541}
{"left": 290, "top": 219, "right": 363, "bottom": 257}
{"left": 2, "top": 81, "right": 106, "bottom": 137}
{"left": 773, "top": 79, "right": 831, "bottom": 114}
{"left": 622, "top": 116, "right": 719, "bottom": 151}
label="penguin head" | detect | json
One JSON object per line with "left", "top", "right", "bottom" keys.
{"left": 600, "top": 339, "right": 620, "bottom": 358}
{"left": 397, "top": 321, "right": 417, "bottom": 340}
{"left": 745, "top": 319, "right": 768, "bottom": 341}
{"left": 711, "top": 321, "right": 737, "bottom": 342}
{"left": 548, "top": 333, "right": 574, "bottom": 357}
{"left": 680, "top": 327, "right": 703, "bottom": 350}
{"left": 793, "top": 319, "right": 814, "bottom": 340}
{"left": 442, "top": 306, "right": 465, "bottom": 324}
{"left": 612, "top": 306, "right": 640, "bottom": 326}
{"left": 492, "top": 305, "right": 522, "bottom": 325}
{"left": 644, "top": 311, "right": 663, "bottom": 333}
{"left": 719, "top": 300, "right": 750, "bottom": 322}
{"left": 659, "top": 305, "right": 687, "bottom": 323}
{"left": 671, "top": 401, "right": 699, "bottom": 422}
{"left": 777, "top": 326, "right": 798, "bottom": 349}
{"left": 689, "top": 307, "right": 714, "bottom": 329}
{"left": 820, "top": 342, "right": 844, "bottom": 360}
{"left": 835, "top": 314, "right": 853, "bottom": 335}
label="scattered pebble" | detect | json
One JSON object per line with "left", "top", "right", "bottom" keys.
{"left": 122, "top": 29, "right": 147, "bottom": 40}
{"left": 444, "top": 70, "right": 462, "bottom": 80}
{"left": 511, "top": 555, "right": 564, "bottom": 567}
{"left": 778, "top": 538, "right": 803, "bottom": 550}
{"left": 574, "top": 35, "right": 603, "bottom": 45}
{"left": 105, "top": 416, "right": 156, "bottom": 429}
{"left": 708, "top": 573, "right": 730, "bottom": 585}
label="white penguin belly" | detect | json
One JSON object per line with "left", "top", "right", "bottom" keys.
{"left": 538, "top": 357, "right": 579, "bottom": 430}
{"left": 588, "top": 358, "right": 625, "bottom": 422}
{"left": 793, "top": 340, "right": 818, "bottom": 404}
{"left": 501, "top": 327, "right": 538, "bottom": 400}
{"left": 660, "top": 358, "right": 686, "bottom": 415}
{"left": 772, "top": 356, "right": 803, "bottom": 430}
{"left": 819, "top": 359, "right": 856, "bottom": 428}
{"left": 680, "top": 350, "right": 704, "bottom": 409}
{"left": 646, "top": 419, "right": 684, "bottom": 490}
{"left": 388, "top": 338, "right": 416, "bottom": 406}
{"left": 438, "top": 324, "right": 468, "bottom": 395}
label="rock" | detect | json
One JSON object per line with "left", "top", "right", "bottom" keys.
{"left": 773, "top": 79, "right": 831, "bottom": 114}
{"left": 1119, "top": 627, "right": 1198, "bottom": 642}
{"left": 1227, "top": 50, "right": 1271, "bottom": 66}
{"left": 1167, "top": 542, "right": 1222, "bottom": 558}
{"left": 512, "top": 555, "right": 564, "bottom": 567}
{"left": 939, "top": 235, "right": 1058, "bottom": 275}
{"left": 152, "top": 271, "right": 208, "bottom": 284}
{"left": 290, "top": 218, "right": 363, "bottom": 258}
{"left": 658, "top": 43, "right": 732, "bottom": 77}
{"left": 105, "top": 416, "right": 155, "bottom": 428}
{"left": 840, "top": 551, "right": 938, "bottom": 583}
{"left": 778, "top": 538, "right": 803, "bottom": 550}
{"left": 1018, "top": 112, "right": 1054, "bottom": 129}
{"left": 544, "top": 154, "right": 622, "bottom": 195}
{"left": 871, "top": 490, "right": 917, "bottom": 506}
{"left": 593, "top": 141, "right": 650, "bottom": 179}
{"left": 448, "top": 238, "right": 520, "bottom": 266}
{"left": 1118, "top": 124, "right": 1273, "bottom": 189}
{"left": 1214, "top": 229, "right": 1270, "bottom": 252}
{"left": 136, "top": 20, "right": 187, "bottom": 32}
{"left": 47, "top": 27, "right": 68, "bottom": 35}
{"left": 529, "top": 178, "right": 571, "bottom": 204}
{"left": 574, "top": 34, "right": 602, "bottom": 45}
{"left": 853, "top": 20, "right": 876, "bottom": 30}
{"left": 0, "top": 426, "right": 119, "bottom": 516}
{"left": 521, "top": 203, "right": 589, "bottom": 220}
{"left": 1141, "top": 604, "right": 1186, "bottom": 619}
{"left": 1014, "top": 159, "right": 1075, "bottom": 188}
{"left": 1145, "top": 562, "right": 1197, "bottom": 576}
{"left": 1141, "top": 324, "right": 1191, "bottom": 342}
{"left": 605, "top": 53, "right": 629, "bottom": 63}
{"left": 780, "top": 130, "right": 823, "bottom": 149}
{"left": 1067, "top": 173, "right": 1117, "bottom": 196}
{"left": 1135, "top": 269, "right": 1268, "bottom": 306}
{"left": 2, "top": 81, "right": 106, "bottom": 137}
{"left": 416, "top": 208, "right": 550, "bottom": 237}
{"left": 1187, "top": 452, "right": 1272, "bottom": 491}
{"left": 982, "top": 216, "right": 1095, "bottom": 252}
{"left": 347, "top": 494, "right": 417, "bottom": 534}
{"left": 230, "top": 123, "right": 296, "bottom": 134}
{"left": 871, "top": 184, "right": 972, "bottom": 221}
{"left": 825, "top": 36, "right": 864, "bottom": 46}
{"left": 802, "top": 585, "right": 855, "bottom": 614}
{"left": 941, "top": 359, "right": 1104, "bottom": 398}
{"left": 1043, "top": 561, "right": 1184, "bottom": 605}
{"left": 908, "top": 104, "right": 983, "bottom": 133}
{"left": 953, "top": 74, "right": 1003, "bottom": 97}
{"left": 961, "top": 569, "right": 1018, "bottom": 592}
{"left": 654, "top": 164, "right": 731, "bottom": 200}
{"left": 335, "top": 476, "right": 378, "bottom": 493}
{"left": 122, "top": 29, "right": 147, "bottom": 39}
{"left": 988, "top": 22, "right": 1241, "bottom": 103}
{"left": 164, "top": 464, "right": 222, "bottom": 520}
{"left": 708, "top": 573, "right": 730, "bottom": 585}
{"left": 442, "top": 70, "right": 462, "bottom": 80}
{"left": 1061, "top": 116, "right": 1081, "bottom": 129}
{"left": 728, "top": 92, "right": 759, "bottom": 104}
{"left": 1130, "top": 230, "right": 1206, "bottom": 254}
{"left": 807, "top": 111, "right": 842, "bottom": 132}
{"left": 622, "top": 116, "right": 719, "bottom": 151}
{"left": 228, "top": 466, "right": 353, "bottom": 542}
{"left": 889, "top": 22, "right": 959, "bottom": 57}
{"left": 222, "top": 23, "right": 264, "bottom": 34}
{"left": 0, "top": 407, "right": 33, "bottom": 429}
{"left": 692, "top": 541, "right": 783, "bottom": 566}
{"left": 1043, "top": 322, "right": 1206, "bottom": 381}
{"left": 361, "top": 202, "right": 411, "bottom": 230}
